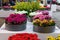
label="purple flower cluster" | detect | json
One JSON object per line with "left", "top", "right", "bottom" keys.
{"left": 42, "top": 10, "right": 49, "bottom": 15}
{"left": 5, "top": 14, "right": 27, "bottom": 24}
{"left": 33, "top": 11, "right": 51, "bottom": 20}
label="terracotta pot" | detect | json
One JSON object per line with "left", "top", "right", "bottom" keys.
{"left": 33, "top": 25, "right": 55, "bottom": 33}
{"left": 5, "top": 22, "right": 26, "bottom": 31}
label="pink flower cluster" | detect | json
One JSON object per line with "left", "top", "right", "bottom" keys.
{"left": 5, "top": 14, "right": 27, "bottom": 24}
{"left": 33, "top": 11, "right": 51, "bottom": 20}
{"left": 42, "top": 10, "right": 49, "bottom": 15}
{"left": 3, "top": 6, "right": 10, "bottom": 9}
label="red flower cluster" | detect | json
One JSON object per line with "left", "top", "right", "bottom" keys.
{"left": 5, "top": 14, "right": 27, "bottom": 24}
{"left": 8, "top": 33, "right": 40, "bottom": 40}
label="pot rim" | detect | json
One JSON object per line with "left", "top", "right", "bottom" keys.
{"left": 5, "top": 21, "right": 26, "bottom": 25}
{"left": 33, "top": 25, "right": 55, "bottom": 27}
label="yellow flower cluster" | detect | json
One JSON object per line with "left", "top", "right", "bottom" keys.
{"left": 33, "top": 19, "right": 55, "bottom": 27}
{"left": 40, "top": 5, "right": 45, "bottom": 8}
{"left": 47, "top": 36, "right": 55, "bottom": 40}
{"left": 10, "top": 5, "right": 16, "bottom": 9}
{"left": 47, "top": 34, "right": 60, "bottom": 40}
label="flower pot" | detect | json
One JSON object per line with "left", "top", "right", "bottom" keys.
{"left": 28, "top": 16, "right": 33, "bottom": 22}
{"left": 0, "top": 8, "right": 1, "bottom": 10}
{"left": 11, "top": 8, "right": 15, "bottom": 10}
{"left": 45, "top": 6, "right": 51, "bottom": 11}
{"left": 5, "top": 22, "right": 26, "bottom": 31}
{"left": 3, "top": 6, "right": 11, "bottom": 10}
{"left": 33, "top": 26, "right": 55, "bottom": 33}
{"left": 3, "top": 8, "right": 10, "bottom": 11}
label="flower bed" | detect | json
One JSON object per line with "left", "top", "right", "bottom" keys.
{"left": 8, "top": 33, "right": 40, "bottom": 40}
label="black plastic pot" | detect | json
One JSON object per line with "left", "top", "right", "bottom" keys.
{"left": 10, "top": 8, "right": 15, "bottom": 10}
{"left": 46, "top": 8, "right": 51, "bottom": 11}
{"left": 5, "top": 22, "right": 26, "bottom": 31}
{"left": 0, "top": 8, "right": 1, "bottom": 10}
{"left": 3, "top": 8, "right": 10, "bottom": 11}
{"left": 33, "top": 26, "right": 55, "bottom": 33}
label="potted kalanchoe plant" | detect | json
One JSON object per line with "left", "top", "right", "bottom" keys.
{"left": 33, "top": 11, "right": 55, "bottom": 33}
{"left": 5, "top": 14, "right": 27, "bottom": 31}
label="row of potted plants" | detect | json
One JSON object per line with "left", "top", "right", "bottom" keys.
{"left": 1, "top": 2, "right": 51, "bottom": 11}
{"left": 5, "top": 10, "right": 55, "bottom": 33}
{"left": 15, "top": 2, "right": 40, "bottom": 12}
{"left": 0, "top": 5, "right": 15, "bottom": 10}
{"left": 15, "top": 2, "right": 50, "bottom": 13}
